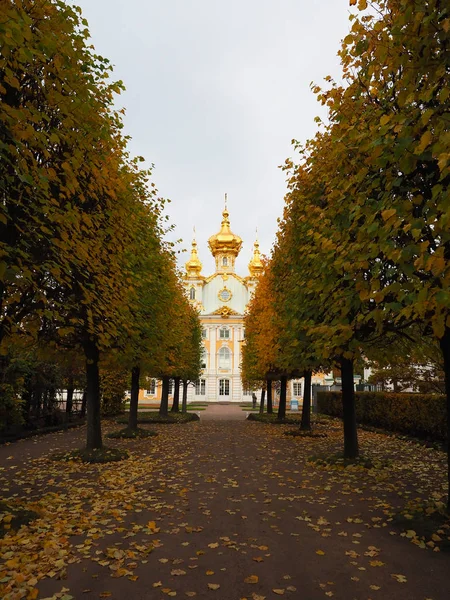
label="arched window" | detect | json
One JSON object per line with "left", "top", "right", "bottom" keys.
{"left": 222, "top": 256, "right": 228, "bottom": 266}
{"left": 189, "top": 287, "right": 196, "bottom": 300}
{"left": 218, "top": 346, "right": 231, "bottom": 369}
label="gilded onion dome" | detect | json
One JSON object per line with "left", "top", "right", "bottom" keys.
{"left": 185, "top": 236, "right": 202, "bottom": 277}
{"left": 248, "top": 238, "right": 264, "bottom": 277}
{"left": 208, "top": 206, "right": 243, "bottom": 258}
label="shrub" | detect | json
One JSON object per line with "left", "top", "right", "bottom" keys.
{"left": 0, "top": 384, "right": 24, "bottom": 434}
{"left": 100, "top": 368, "right": 128, "bottom": 416}
{"left": 317, "top": 391, "right": 446, "bottom": 441}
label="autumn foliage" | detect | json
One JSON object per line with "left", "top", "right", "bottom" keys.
{"left": 243, "top": 0, "right": 450, "bottom": 502}
{"left": 0, "top": 1, "right": 202, "bottom": 451}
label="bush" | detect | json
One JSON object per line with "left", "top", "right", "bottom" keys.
{"left": 100, "top": 369, "right": 128, "bottom": 416}
{"left": 317, "top": 391, "right": 446, "bottom": 441}
{"left": 0, "top": 384, "right": 24, "bottom": 434}
{"left": 117, "top": 411, "right": 200, "bottom": 424}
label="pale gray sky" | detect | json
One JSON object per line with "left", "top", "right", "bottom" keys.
{"left": 72, "top": 0, "right": 354, "bottom": 275}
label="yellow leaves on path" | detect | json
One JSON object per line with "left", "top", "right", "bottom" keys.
{"left": 207, "top": 583, "right": 220, "bottom": 590}
{"left": 244, "top": 575, "right": 259, "bottom": 584}
{"left": 272, "top": 589, "right": 285, "bottom": 595}
{"left": 391, "top": 574, "right": 407, "bottom": 583}
{"left": 315, "top": 549, "right": 325, "bottom": 555}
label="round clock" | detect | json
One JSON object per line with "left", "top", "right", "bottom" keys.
{"left": 218, "top": 288, "right": 232, "bottom": 302}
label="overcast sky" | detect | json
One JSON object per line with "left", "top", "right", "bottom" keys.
{"left": 72, "top": 0, "right": 354, "bottom": 275}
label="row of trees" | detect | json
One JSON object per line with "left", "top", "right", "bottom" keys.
{"left": 242, "top": 0, "right": 450, "bottom": 506}
{"left": 0, "top": 1, "right": 202, "bottom": 448}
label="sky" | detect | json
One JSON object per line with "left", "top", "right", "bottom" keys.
{"left": 72, "top": 0, "right": 355, "bottom": 275}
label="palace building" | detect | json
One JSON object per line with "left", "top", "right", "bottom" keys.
{"left": 132, "top": 201, "right": 330, "bottom": 406}
{"left": 183, "top": 203, "right": 263, "bottom": 402}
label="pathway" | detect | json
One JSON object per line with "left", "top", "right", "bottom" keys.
{"left": 0, "top": 415, "right": 449, "bottom": 600}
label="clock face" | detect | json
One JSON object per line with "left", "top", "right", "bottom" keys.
{"left": 219, "top": 288, "right": 232, "bottom": 302}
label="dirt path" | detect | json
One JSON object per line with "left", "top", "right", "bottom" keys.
{"left": 1, "top": 412, "right": 449, "bottom": 600}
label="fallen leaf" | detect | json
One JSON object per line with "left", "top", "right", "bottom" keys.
{"left": 391, "top": 574, "right": 407, "bottom": 583}
{"left": 208, "top": 583, "right": 220, "bottom": 590}
{"left": 244, "top": 575, "right": 259, "bottom": 584}
{"left": 316, "top": 550, "right": 325, "bottom": 556}
{"left": 272, "top": 590, "right": 285, "bottom": 596}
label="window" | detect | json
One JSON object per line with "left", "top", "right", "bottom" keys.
{"left": 195, "top": 379, "right": 206, "bottom": 395}
{"left": 293, "top": 381, "right": 302, "bottom": 396}
{"left": 201, "top": 347, "right": 207, "bottom": 369}
{"left": 219, "top": 327, "right": 230, "bottom": 339}
{"left": 243, "top": 386, "right": 251, "bottom": 396}
{"left": 201, "top": 328, "right": 207, "bottom": 339}
{"left": 219, "top": 379, "right": 230, "bottom": 396}
{"left": 145, "top": 379, "right": 156, "bottom": 396}
{"left": 222, "top": 257, "right": 228, "bottom": 266}
{"left": 218, "top": 346, "right": 231, "bottom": 369}
{"left": 168, "top": 379, "right": 174, "bottom": 395}
{"left": 189, "top": 287, "right": 196, "bottom": 300}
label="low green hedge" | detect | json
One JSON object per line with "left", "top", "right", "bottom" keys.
{"left": 317, "top": 391, "right": 447, "bottom": 441}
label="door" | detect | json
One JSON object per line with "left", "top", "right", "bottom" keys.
{"left": 219, "top": 378, "right": 230, "bottom": 398}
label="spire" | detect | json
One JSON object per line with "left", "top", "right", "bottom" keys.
{"left": 185, "top": 228, "right": 203, "bottom": 277}
{"left": 248, "top": 229, "right": 263, "bottom": 277}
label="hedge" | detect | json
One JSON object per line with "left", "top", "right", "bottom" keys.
{"left": 317, "top": 391, "right": 447, "bottom": 441}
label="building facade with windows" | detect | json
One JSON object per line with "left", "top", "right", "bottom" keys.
{"left": 182, "top": 204, "right": 263, "bottom": 402}
{"left": 132, "top": 204, "right": 332, "bottom": 406}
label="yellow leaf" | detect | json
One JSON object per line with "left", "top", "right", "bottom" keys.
{"left": 208, "top": 583, "right": 220, "bottom": 590}
{"left": 272, "top": 590, "right": 285, "bottom": 596}
{"left": 370, "top": 560, "right": 385, "bottom": 567}
{"left": 206, "top": 570, "right": 214, "bottom": 575}
{"left": 415, "top": 130, "right": 432, "bottom": 154}
{"left": 391, "top": 574, "right": 407, "bottom": 583}
{"left": 244, "top": 575, "right": 259, "bottom": 584}
{"left": 316, "top": 550, "right": 325, "bottom": 556}
{"left": 381, "top": 209, "right": 396, "bottom": 221}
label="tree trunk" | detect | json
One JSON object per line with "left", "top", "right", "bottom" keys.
{"left": 84, "top": 339, "right": 102, "bottom": 450}
{"left": 128, "top": 366, "right": 140, "bottom": 430}
{"left": 160, "top": 376, "right": 169, "bottom": 417}
{"left": 267, "top": 379, "right": 273, "bottom": 414}
{"left": 277, "top": 376, "right": 287, "bottom": 420}
{"left": 439, "top": 326, "right": 450, "bottom": 511}
{"left": 171, "top": 377, "right": 181, "bottom": 412}
{"left": 340, "top": 356, "right": 359, "bottom": 459}
{"left": 181, "top": 379, "right": 188, "bottom": 413}
{"left": 300, "top": 369, "right": 312, "bottom": 431}
{"left": 80, "top": 390, "right": 87, "bottom": 418}
{"left": 259, "top": 387, "right": 266, "bottom": 414}
{"left": 65, "top": 376, "right": 74, "bottom": 419}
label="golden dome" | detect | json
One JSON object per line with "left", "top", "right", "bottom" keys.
{"left": 248, "top": 238, "right": 263, "bottom": 277}
{"left": 208, "top": 207, "right": 242, "bottom": 258}
{"left": 185, "top": 237, "right": 202, "bottom": 277}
